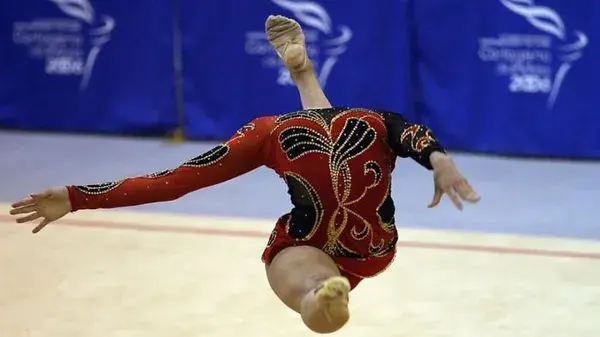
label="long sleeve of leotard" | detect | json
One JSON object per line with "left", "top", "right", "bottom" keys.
{"left": 67, "top": 117, "right": 276, "bottom": 211}
{"left": 377, "top": 110, "right": 446, "bottom": 170}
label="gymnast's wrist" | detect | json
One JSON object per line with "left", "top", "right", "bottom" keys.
{"left": 429, "top": 150, "right": 449, "bottom": 169}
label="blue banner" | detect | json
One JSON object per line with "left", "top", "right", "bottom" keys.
{"left": 179, "top": 0, "right": 413, "bottom": 139}
{"left": 1, "top": 0, "right": 597, "bottom": 159}
{"left": 411, "top": 0, "right": 600, "bottom": 158}
{"left": 0, "top": 0, "right": 176, "bottom": 135}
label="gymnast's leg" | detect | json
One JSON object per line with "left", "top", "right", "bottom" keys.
{"left": 263, "top": 15, "right": 350, "bottom": 334}
{"left": 266, "top": 246, "right": 350, "bottom": 334}
{"left": 265, "top": 15, "right": 332, "bottom": 110}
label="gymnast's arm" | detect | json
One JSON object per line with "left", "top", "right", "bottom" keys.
{"left": 377, "top": 110, "right": 447, "bottom": 170}
{"left": 67, "top": 117, "right": 276, "bottom": 211}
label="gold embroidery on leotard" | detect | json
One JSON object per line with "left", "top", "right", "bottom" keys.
{"left": 401, "top": 125, "right": 436, "bottom": 152}
{"left": 283, "top": 172, "right": 324, "bottom": 241}
{"left": 275, "top": 109, "right": 397, "bottom": 258}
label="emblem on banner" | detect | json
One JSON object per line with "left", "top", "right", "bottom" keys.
{"left": 12, "top": 0, "right": 115, "bottom": 91}
{"left": 245, "top": 0, "right": 353, "bottom": 88}
{"left": 478, "top": 0, "right": 588, "bottom": 109}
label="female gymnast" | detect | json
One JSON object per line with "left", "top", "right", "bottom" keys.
{"left": 9, "top": 16, "right": 480, "bottom": 334}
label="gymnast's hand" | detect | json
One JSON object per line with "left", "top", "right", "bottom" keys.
{"left": 9, "top": 187, "right": 71, "bottom": 233}
{"left": 428, "top": 152, "right": 480, "bottom": 210}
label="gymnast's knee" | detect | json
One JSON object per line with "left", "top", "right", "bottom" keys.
{"left": 266, "top": 245, "right": 341, "bottom": 310}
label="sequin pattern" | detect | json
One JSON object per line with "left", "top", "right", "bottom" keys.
{"left": 274, "top": 108, "right": 398, "bottom": 259}
{"left": 144, "top": 170, "right": 174, "bottom": 179}
{"left": 400, "top": 124, "right": 436, "bottom": 152}
{"left": 275, "top": 109, "right": 331, "bottom": 131}
{"left": 74, "top": 181, "right": 124, "bottom": 195}
{"left": 266, "top": 229, "right": 277, "bottom": 247}
{"left": 347, "top": 160, "right": 395, "bottom": 249}
{"left": 283, "top": 172, "right": 324, "bottom": 241}
{"left": 279, "top": 127, "right": 331, "bottom": 160}
{"left": 182, "top": 122, "right": 257, "bottom": 168}
{"left": 235, "top": 122, "right": 256, "bottom": 138}
{"left": 69, "top": 118, "right": 268, "bottom": 208}
{"left": 182, "top": 145, "right": 229, "bottom": 168}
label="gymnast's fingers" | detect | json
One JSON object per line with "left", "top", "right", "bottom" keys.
{"left": 11, "top": 197, "right": 35, "bottom": 209}
{"left": 16, "top": 212, "right": 42, "bottom": 224}
{"left": 446, "top": 188, "right": 463, "bottom": 211}
{"left": 428, "top": 188, "right": 443, "bottom": 208}
{"left": 455, "top": 179, "right": 480, "bottom": 203}
{"left": 9, "top": 205, "right": 36, "bottom": 215}
{"left": 32, "top": 219, "right": 51, "bottom": 234}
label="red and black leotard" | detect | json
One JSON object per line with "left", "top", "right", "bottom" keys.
{"left": 68, "top": 107, "right": 445, "bottom": 288}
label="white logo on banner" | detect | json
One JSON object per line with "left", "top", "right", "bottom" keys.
{"left": 478, "top": 0, "right": 588, "bottom": 109}
{"left": 12, "top": 0, "right": 115, "bottom": 91}
{"left": 245, "top": 0, "right": 352, "bottom": 88}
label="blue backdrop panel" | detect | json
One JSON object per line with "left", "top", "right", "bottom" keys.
{"left": 0, "top": 0, "right": 176, "bottom": 134}
{"left": 412, "top": 0, "right": 600, "bottom": 158}
{"left": 179, "top": 0, "right": 413, "bottom": 139}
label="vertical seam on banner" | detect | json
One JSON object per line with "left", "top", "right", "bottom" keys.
{"left": 406, "top": 0, "right": 423, "bottom": 124}
{"left": 171, "top": 0, "right": 186, "bottom": 137}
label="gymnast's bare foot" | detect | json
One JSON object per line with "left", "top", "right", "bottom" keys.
{"left": 265, "top": 15, "right": 308, "bottom": 73}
